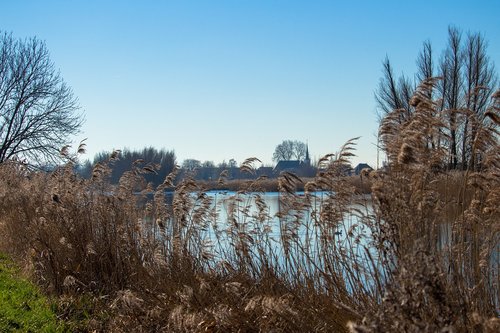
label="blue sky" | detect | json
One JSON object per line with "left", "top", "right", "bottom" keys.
{"left": 2, "top": 1, "right": 499, "bottom": 167}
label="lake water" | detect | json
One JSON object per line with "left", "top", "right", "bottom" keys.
{"left": 157, "top": 190, "right": 497, "bottom": 304}
{"left": 160, "top": 190, "right": 378, "bottom": 289}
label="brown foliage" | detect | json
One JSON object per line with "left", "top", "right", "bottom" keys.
{"left": 0, "top": 86, "right": 498, "bottom": 331}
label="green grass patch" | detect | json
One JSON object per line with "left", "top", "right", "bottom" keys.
{"left": 0, "top": 253, "right": 64, "bottom": 333}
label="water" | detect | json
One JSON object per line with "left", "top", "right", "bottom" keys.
{"left": 201, "top": 191, "right": 373, "bottom": 251}
{"left": 160, "top": 190, "right": 378, "bottom": 292}
{"left": 157, "top": 190, "right": 498, "bottom": 306}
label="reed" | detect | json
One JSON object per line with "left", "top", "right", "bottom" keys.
{"left": 0, "top": 81, "right": 498, "bottom": 332}
{"left": 199, "top": 176, "right": 371, "bottom": 194}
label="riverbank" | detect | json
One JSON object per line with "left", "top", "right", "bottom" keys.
{"left": 0, "top": 253, "right": 64, "bottom": 332}
{"left": 199, "top": 175, "right": 372, "bottom": 194}
{"left": 0, "top": 151, "right": 498, "bottom": 332}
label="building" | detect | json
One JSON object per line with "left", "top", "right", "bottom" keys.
{"left": 274, "top": 160, "right": 303, "bottom": 173}
{"left": 273, "top": 144, "right": 315, "bottom": 177}
{"left": 353, "top": 163, "right": 373, "bottom": 176}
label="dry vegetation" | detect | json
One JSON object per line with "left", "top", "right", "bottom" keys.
{"left": 199, "top": 175, "right": 372, "bottom": 194}
{"left": 0, "top": 80, "right": 499, "bottom": 332}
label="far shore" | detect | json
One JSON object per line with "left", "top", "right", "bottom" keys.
{"left": 197, "top": 176, "right": 372, "bottom": 194}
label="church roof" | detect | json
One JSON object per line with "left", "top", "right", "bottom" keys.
{"left": 274, "top": 160, "right": 302, "bottom": 172}
{"left": 353, "top": 163, "right": 373, "bottom": 175}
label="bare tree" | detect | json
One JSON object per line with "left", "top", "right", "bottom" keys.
{"left": 273, "top": 140, "right": 294, "bottom": 162}
{"left": 416, "top": 41, "right": 440, "bottom": 150}
{"left": 292, "top": 140, "right": 307, "bottom": 160}
{"left": 272, "top": 140, "right": 307, "bottom": 162}
{"left": 0, "top": 32, "right": 82, "bottom": 164}
{"left": 228, "top": 158, "right": 237, "bottom": 168}
{"left": 376, "top": 27, "right": 498, "bottom": 170}
{"left": 416, "top": 41, "right": 434, "bottom": 84}
{"left": 182, "top": 159, "right": 201, "bottom": 171}
{"left": 440, "top": 26, "right": 463, "bottom": 169}
{"left": 375, "top": 57, "right": 413, "bottom": 122}
{"left": 462, "top": 31, "right": 497, "bottom": 169}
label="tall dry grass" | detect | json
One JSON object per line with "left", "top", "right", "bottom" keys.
{"left": 0, "top": 80, "right": 498, "bottom": 332}
{"left": 349, "top": 79, "right": 500, "bottom": 332}
{"left": 198, "top": 175, "right": 372, "bottom": 194}
{"left": 0, "top": 151, "right": 364, "bottom": 331}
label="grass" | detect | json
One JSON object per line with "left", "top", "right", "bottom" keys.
{"left": 0, "top": 253, "right": 64, "bottom": 333}
{"left": 0, "top": 80, "right": 498, "bottom": 332}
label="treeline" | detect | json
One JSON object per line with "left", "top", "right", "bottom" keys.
{"left": 182, "top": 158, "right": 280, "bottom": 181}
{"left": 79, "top": 147, "right": 176, "bottom": 187}
{"left": 78, "top": 149, "right": 275, "bottom": 188}
{"left": 78, "top": 149, "right": 322, "bottom": 188}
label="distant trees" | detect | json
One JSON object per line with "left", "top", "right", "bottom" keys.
{"left": 376, "top": 27, "right": 498, "bottom": 169}
{"left": 228, "top": 158, "right": 237, "bottom": 168}
{"left": 272, "top": 140, "right": 307, "bottom": 162}
{"left": 80, "top": 147, "right": 176, "bottom": 187}
{"left": 182, "top": 159, "right": 201, "bottom": 171}
{"left": 0, "top": 32, "right": 82, "bottom": 164}
{"left": 181, "top": 158, "right": 240, "bottom": 181}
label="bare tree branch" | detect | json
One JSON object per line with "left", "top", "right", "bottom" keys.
{"left": 273, "top": 140, "right": 307, "bottom": 162}
{"left": 377, "top": 27, "right": 498, "bottom": 170}
{"left": 0, "top": 32, "right": 83, "bottom": 165}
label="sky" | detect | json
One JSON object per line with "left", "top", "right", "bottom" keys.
{"left": 1, "top": 1, "right": 499, "bottom": 168}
